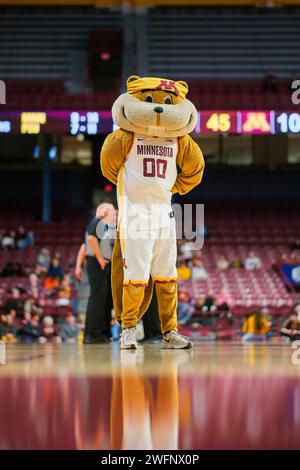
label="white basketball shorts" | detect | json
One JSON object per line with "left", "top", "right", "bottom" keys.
{"left": 119, "top": 221, "right": 177, "bottom": 286}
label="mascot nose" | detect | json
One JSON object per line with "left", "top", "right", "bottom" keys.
{"left": 154, "top": 106, "right": 163, "bottom": 114}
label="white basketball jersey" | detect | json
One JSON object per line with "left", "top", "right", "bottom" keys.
{"left": 117, "top": 133, "right": 178, "bottom": 230}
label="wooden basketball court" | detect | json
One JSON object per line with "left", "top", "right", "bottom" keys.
{"left": 1, "top": 341, "right": 300, "bottom": 450}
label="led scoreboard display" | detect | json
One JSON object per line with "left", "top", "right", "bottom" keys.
{"left": 197, "top": 111, "right": 300, "bottom": 134}
{"left": 197, "top": 111, "right": 238, "bottom": 134}
{"left": 0, "top": 110, "right": 113, "bottom": 135}
{"left": 0, "top": 110, "right": 300, "bottom": 135}
{"left": 197, "top": 111, "right": 273, "bottom": 134}
{"left": 275, "top": 112, "right": 300, "bottom": 133}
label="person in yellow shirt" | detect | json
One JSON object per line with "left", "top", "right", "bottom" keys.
{"left": 177, "top": 261, "right": 191, "bottom": 281}
{"left": 242, "top": 308, "right": 271, "bottom": 342}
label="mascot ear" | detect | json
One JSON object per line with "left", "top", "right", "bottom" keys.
{"left": 127, "top": 75, "right": 141, "bottom": 86}
{"left": 177, "top": 80, "right": 188, "bottom": 90}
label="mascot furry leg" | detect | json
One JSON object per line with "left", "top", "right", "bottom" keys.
{"left": 155, "top": 282, "right": 178, "bottom": 333}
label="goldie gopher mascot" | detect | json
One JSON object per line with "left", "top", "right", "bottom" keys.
{"left": 101, "top": 75, "right": 205, "bottom": 349}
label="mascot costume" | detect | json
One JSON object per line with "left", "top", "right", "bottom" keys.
{"left": 101, "top": 75, "right": 205, "bottom": 349}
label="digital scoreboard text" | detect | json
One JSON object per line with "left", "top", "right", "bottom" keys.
{"left": 0, "top": 110, "right": 299, "bottom": 135}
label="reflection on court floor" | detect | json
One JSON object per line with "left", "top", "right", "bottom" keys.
{"left": 0, "top": 342, "right": 300, "bottom": 450}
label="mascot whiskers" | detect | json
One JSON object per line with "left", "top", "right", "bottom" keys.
{"left": 101, "top": 75, "right": 205, "bottom": 349}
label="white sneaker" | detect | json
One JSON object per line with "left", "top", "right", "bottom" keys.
{"left": 161, "top": 330, "right": 193, "bottom": 350}
{"left": 120, "top": 327, "right": 138, "bottom": 350}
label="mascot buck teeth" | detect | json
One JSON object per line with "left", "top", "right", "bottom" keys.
{"left": 101, "top": 75, "right": 205, "bottom": 349}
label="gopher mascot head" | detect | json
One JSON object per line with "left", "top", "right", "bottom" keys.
{"left": 112, "top": 75, "right": 198, "bottom": 138}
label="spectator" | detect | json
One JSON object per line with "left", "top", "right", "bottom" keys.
{"left": 202, "top": 288, "right": 217, "bottom": 312}
{"left": 24, "top": 290, "right": 43, "bottom": 317}
{"left": 27, "top": 315, "right": 42, "bottom": 342}
{"left": 16, "top": 225, "right": 34, "bottom": 249}
{"left": 21, "top": 310, "right": 32, "bottom": 327}
{"left": 177, "top": 261, "right": 191, "bottom": 281}
{"left": 230, "top": 256, "right": 244, "bottom": 269}
{"left": 36, "top": 248, "right": 51, "bottom": 275}
{"left": 245, "top": 251, "right": 262, "bottom": 271}
{"left": 59, "top": 315, "right": 79, "bottom": 343}
{"left": 194, "top": 297, "right": 205, "bottom": 313}
{"left": 48, "top": 257, "right": 64, "bottom": 280}
{"left": 53, "top": 251, "right": 62, "bottom": 261}
{"left": 216, "top": 288, "right": 233, "bottom": 311}
{"left": 5, "top": 288, "right": 23, "bottom": 317}
{"left": 26, "top": 272, "right": 41, "bottom": 295}
{"left": 17, "top": 312, "right": 40, "bottom": 343}
{"left": 191, "top": 259, "right": 208, "bottom": 280}
{"left": 61, "top": 273, "right": 72, "bottom": 292}
{"left": 56, "top": 275, "right": 72, "bottom": 306}
{"left": 0, "top": 314, "right": 18, "bottom": 343}
{"left": 44, "top": 258, "right": 64, "bottom": 289}
{"left": 178, "top": 290, "right": 195, "bottom": 325}
{"left": 1, "top": 230, "right": 15, "bottom": 250}
{"left": 217, "top": 255, "right": 229, "bottom": 270}
{"left": 261, "top": 306, "right": 271, "bottom": 320}
{"left": 280, "top": 312, "right": 300, "bottom": 341}
{"left": 242, "top": 309, "right": 270, "bottom": 342}
{"left": 180, "top": 240, "right": 194, "bottom": 263}
{"left": 39, "top": 316, "right": 61, "bottom": 344}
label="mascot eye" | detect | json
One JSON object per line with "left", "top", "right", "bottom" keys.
{"left": 164, "top": 96, "right": 172, "bottom": 105}
{"left": 145, "top": 94, "right": 153, "bottom": 103}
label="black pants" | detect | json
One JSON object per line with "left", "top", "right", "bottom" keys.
{"left": 281, "top": 332, "right": 300, "bottom": 341}
{"left": 85, "top": 256, "right": 113, "bottom": 339}
{"left": 142, "top": 289, "right": 162, "bottom": 339}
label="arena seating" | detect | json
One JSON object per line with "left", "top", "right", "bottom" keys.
{"left": 3, "top": 78, "right": 119, "bottom": 110}
{"left": 147, "top": 6, "right": 300, "bottom": 78}
{"left": 0, "top": 204, "right": 299, "bottom": 318}
{"left": 2, "top": 77, "right": 292, "bottom": 111}
{"left": 0, "top": 7, "right": 121, "bottom": 79}
{"left": 1, "top": 5, "right": 298, "bottom": 82}
{"left": 179, "top": 203, "right": 300, "bottom": 316}
{"left": 0, "top": 209, "right": 86, "bottom": 318}
{"left": 189, "top": 255, "right": 295, "bottom": 315}
{"left": 188, "top": 78, "right": 292, "bottom": 110}
{"left": 1, "top": 6, "right": 295, "bottom": 111}
{"left": 0, "top": 207, "right": 86, "bottom": 270}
